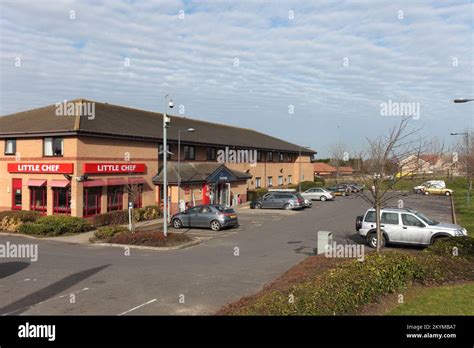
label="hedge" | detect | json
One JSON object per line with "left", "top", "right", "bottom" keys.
{"left": 94, "top": 225, "right": 130, "bottom": 241}
{"left": 109, "top": 231, "right": 191, "bottom": 247}
{"left": 289, "top": 181, "right": 323, "bottom": 192}
{"left": 425, "top": 236, "right": 474, "bottom": 259}
{"left": 88, "top": 205, "right": 161, "bottom": 227}
{"left": 0, "top": 210, "right": 41, "bottom": 232}
{"left": 18, "top": 216, "right": 92, "bottom": 236}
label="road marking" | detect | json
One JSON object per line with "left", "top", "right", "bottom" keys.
{"left": 118, "top": 298, "right": 157, "bottom": 316}
{"left": 1, "top": 287, "right": 90, "bottom": 316}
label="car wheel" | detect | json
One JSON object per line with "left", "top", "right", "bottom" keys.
{"left": 445, "top": 191, "right": 451, "bottom": 196}
{"left": 283, "top": 203, "right": 291, "bottom": 210}
{"left": 255, "top": 203, "right": 262, "bottom": 209}
{"left": 431, "top": 235, "right": 448, "bottom": 245}
{"left": 172, "top": 218, "right": 183, "bottom": 229}
{"left": 210, "top": 220, "right": 221, "bottom": 231}
{"left": 367, "top": 232, "right": 386, "bottom": 249}
{"left": 424, "top": 191, "right": 430, "bottom": 195}
{"left": 342, "top": 192, "right": 346, "bottom": 197}
{"left": 415, "top": 189, "right": 422, "bottom": 194}
{"left": 320, "top": 196, "right": 327, "bottom": 202}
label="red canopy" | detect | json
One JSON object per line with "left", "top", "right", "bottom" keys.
{"left": 27, "top": 179, "right": 47, "bottom": 187}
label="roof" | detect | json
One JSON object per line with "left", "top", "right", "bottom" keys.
{"left": 339, "top": 166, "right": 354, "bottom": 173}
{"left": 152, "top": 162, "right": 252, "bottom": 184}
{"left": 313, "top": 162, "right": 336, "bottom": 172}
{"left": 419, "top": 155, "right": 440, "bottom": 165}
{"left": 0, "top": 99, "right": 316, "bottom": 154}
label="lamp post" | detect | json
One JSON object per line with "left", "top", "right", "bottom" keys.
{"left": 163, "top": 95, "right": 174, "bottom": 237}
{"left": 298, "top": 146, "right": 310, "bottom": 192}
{"left": 450, "top": 132, "right": 471, "bottom": 206}
{"left": 177, "top": 128, "right": 195, "bottom": 212}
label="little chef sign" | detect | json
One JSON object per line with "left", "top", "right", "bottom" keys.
{"left": 8, "top": 163, "right": 74, "bottom": 173}
{"left": 83, "top": 163, "right": 146, "bottom": 174}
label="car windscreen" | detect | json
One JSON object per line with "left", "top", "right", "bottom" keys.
{"left": 214, "top": 206, "right": 235, "bottom": 213}
{"left": 364, "top": 211, "right": 376, "bottom": 222}
{"left": 415, "top": 212, "right": 438, "bottom": 225}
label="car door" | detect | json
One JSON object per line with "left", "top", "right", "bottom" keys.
{"left": 261, "top": 194, "right": 274, "bottom": 208}
{"left": 197, "top": 206, "right": 213, "bottom": 227}
{"left": 311, "top": 188, "right": 323, "bottom": 200}
{"left": 186, "top": 206, "right": 202, "bottom": 227}
{"left": 401, "top": 213, "right": 429, "bottom": 244}
{"left": 380, "top": 212, "right": 403, "bottom": 242}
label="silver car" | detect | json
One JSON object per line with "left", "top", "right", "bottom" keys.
{"left": 356, "top": 207, "right": 467, "bottom": 248}
{"left": 300, "top": 187, "right": 334, "bottom": 201}
{"left": 171, "top": 204, "right": 238, "bottom": 231}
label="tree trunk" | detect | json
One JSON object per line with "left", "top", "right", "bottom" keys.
{"left": 375, "top": 202, "right": 382, "bottom": 253}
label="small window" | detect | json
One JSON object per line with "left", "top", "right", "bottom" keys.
{"left": 257, "top": 151, "right": 262, "bottom": 162}
{"left": 364, "top": 211, "right": 376, "bottom": 222}
{"left": 159, "top": 144, "right": 171, "bottom": 160}
{"left": 184, "top": 145, "right": 195, "bottom": 160}
{"left": 187, "top": 206, "right": 201, "bottom": 214}
{"left": 206, "top": 147, "right": 216, "bottom": 160}
{"left": 402, "top": 214, "right": 423, "bottom": 227}
{"left": 288, "top": 153, "right": 293, "bottom": 162}
{"left": 278, "top": 152, "right": 284, "bottom": 162}
{"left": 381, "top": 212, "right": 399, "bottom": 225}
{"left": 288, "top": 175, "right": 292, "bottom": 184}
{"left": 4, "top": 139, "right": 16, "bottom": 155}
{"left": 278, "top": 176, "right": 283, "bottom": 186}
{"left": 44, "top": 137, "right": 63, "bottom": 156}
{"left": 267, "top": 176, "right": 273, "bottom": 187}
{"left": 267, "top": 152, "right": 273, "bottom": 162}
{"left": 255, "top": 177, "right": 261, "bottom": 188}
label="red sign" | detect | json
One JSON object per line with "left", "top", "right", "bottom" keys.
{"left": 83, "top": 163, "right": 146, "bottom": 174}
{"left": 8, "top": 163, "right": 74, "bottom": 174}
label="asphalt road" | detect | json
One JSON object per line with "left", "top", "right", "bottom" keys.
{"left": 0, "top": 194, "right": 452, "bottom": 315}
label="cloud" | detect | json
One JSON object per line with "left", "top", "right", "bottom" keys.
{"left": 0, "top": 0, "right": 472, "bottom": 156}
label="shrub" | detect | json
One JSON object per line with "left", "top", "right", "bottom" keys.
{"left": 18, "top": 216, "right": 92, "bottom": 236}
{"left": 289, "top": 181, "right": 321, "bottom": 192}
{"left": 94, "top": 225, "right": 130, "bottom": 241}
{"left": 314, "top": 176, "right": 326, "bottom": 186}
{"left": 0, "top": 210, "right": 41, "bottom": 232}
{"left": 426, "top": 236, "right": 474, "bottom": 259}
{"left": 89, "top": 205, "right": 161, "bottom": 227}
{"left": 109, "top": 231, "right": 191, "bottom": 247}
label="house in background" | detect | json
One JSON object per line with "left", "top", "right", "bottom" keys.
{"left": 398, "top": 154, "right": 461, "bottom": 176}
{"left": 314, "top": 162, "right": 355, "bottom": 177}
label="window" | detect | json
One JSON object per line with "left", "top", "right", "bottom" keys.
{"left": 288, "top": 175, "right": 292, "bottom": 184}
{"left": 402, "top": 213, "right": 424, "bottom": 227}
{"left": 381, "top": 212, "right": 399, "bottom": 225}
{"left": 278, "top": 152, "right": 284, "bottom": 162}
{"left": 107, "top": 186, "right": 123, "bottom": 212}
{"left": 364, "top": 211, "right": 376, "bottom": 222}
{"left": 53, "top": 187, "right": 71, "bottom": 215}
{"left": 278, "top": 176, "right": 283, "bottom": 186}
{"left": 255, "top": 177, "right": 261, "bottom": 188}
{"left": 30, "top": 186, "right": 47, "bottom": 214}
{"left": 266, "top": 152, "right": 273, "bottom": 162}
{"left": 129, "top": 184, "right": 143, "bottom": 208}
{"left": 257, "top": 151, "right": 262, "bottom": 162}
{"left": 288, "top": 153, "right": 293, "bottom": 162}
{"left": 267, "top": 176, "right": 273, "bottom": 187}
{"left": 184, "top": 145, "right": 195, "bottom": 160}
{"left": 43, "top": 137, "right": 63, "bottom": 156}
{"left": 159, "top": 144, "right": 171, "bottom": 160}
{"left": 83, "top": 187, "right": 101, "bottom": 217}
{"left": 207, "top": 147, "right": 216, "bottom": 160}
{"left": 5, "top": 139, "right": 16, "bottom": 155}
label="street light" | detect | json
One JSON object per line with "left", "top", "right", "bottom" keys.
{"left": 163, "top": 95, "right": 174, "bottom": 237}
{"left": 450, "top": 132, "right": 471, "bottom": 206}
{"left": 177, "top": 128, "right": 195, "bottom": 211}
{"left": 453, "top": 98, "right": 474, "bottom": 103}
{"left": 298, "top": 146, "right": 311, "bottom": 192}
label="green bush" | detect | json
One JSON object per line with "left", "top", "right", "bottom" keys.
{"left": 289, "top": 181, "right": 322, "bottom": 192}
{"left": 229, "top": 251, "right": 469, "bottom": 315}
{"left": 18, "top": 216, "right": 92, "bottom": 236}
{"left": 426, "top": 236, "right": 474, "bottom": 259}
{"left": 0, "top": 210, "right": 42, "bottom": 232}
{"left": 314, "top": 176, "right": 326, "bottom": 186}
{"left": 247, "top": 188, "right": 269, "bottom": 201}
{"left": 94, "top": 225, "right": 130, "bottom": 241}
{"left": 110, "top": 231, "right": 191, "bottom": 247}
{"left": 89, "top": 205, "right": 161, "bottom": 227}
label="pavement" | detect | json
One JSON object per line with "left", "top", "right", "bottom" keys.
{"left": 0, "top": 194, "right": 453, "bottom": 315}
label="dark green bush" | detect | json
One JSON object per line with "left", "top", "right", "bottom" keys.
{"left": 89, "top": 205, "right": 161, "bottom": 227}
{"left": 94, "top": 225, "right": 130, "bottom": 241}
{"left": 247, "top": 188, "right": 269, "bottom": 201}
{"left": 426, "top": 236, "right": 474, "bottom": 259}
{"left": 110, "top": 231, "right": 191, "bottom": 247}
{"left": 289, "top": 181, "right": 321, "bottom": 192}
{"left": 18, "top": 216, "right": 92, "bottom": 236}
{"left": 0, "top": 210, "right": 41, "bottom": 222}
{"left": 314, "top": 176, "right": 326, "bottom": 186}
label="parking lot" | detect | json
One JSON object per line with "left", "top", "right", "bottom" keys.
{"left": 0, "top": 193, "right": 454, "bottom": 315}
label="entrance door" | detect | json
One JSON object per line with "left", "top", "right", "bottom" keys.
{"left": 12, "top": 178, "right": 22, "bottom": 210}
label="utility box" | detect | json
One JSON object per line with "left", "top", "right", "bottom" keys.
{"left": 317, "top": 231, "right": 333, "bottom": 255}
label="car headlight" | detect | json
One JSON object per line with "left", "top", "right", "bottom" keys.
{"left": 454, "top": 230, "right": 464, "bottom": 236}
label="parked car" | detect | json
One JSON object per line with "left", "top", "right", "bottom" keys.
{"left": 413, "top": 180, "right": 446, "bottom": 194}
{"left": 423, "top": 184, "right": 453, "bottom": 196}
{"left": 303, "top": 198, "right": 312, "bottom": 208}
{"left": 327, "top": 184, "right": 351, "bottom": 196}
{"left": 171, "top": 204, "right": 238, "bottom": 231}
{"left": 300, "top": 187, "right": 334, "bottom": 201}
{"left": 355, "top": 207, "right": 467, "bottom": 248}
{"left": 251, "top": 192, "right": 304, "bottom": 210}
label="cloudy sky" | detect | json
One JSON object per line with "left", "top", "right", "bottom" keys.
{"left": 1, "top": 0, "right": 472, "bottom": 156}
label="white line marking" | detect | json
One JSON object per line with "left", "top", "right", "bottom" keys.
{"left": 118, "top": 298, "right": 157, "bottom": 316}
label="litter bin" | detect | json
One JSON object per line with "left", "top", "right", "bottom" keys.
{"left": 317, "top": 231, "right": 333, "bottom": 255}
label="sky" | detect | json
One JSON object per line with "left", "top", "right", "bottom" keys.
{"left": 0, "top": 0, "right": 473, "bottom": 157}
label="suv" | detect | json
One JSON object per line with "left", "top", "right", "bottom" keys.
{"left": 355, "top": 207, "right": 467, "bottom": 248}
{"left": 251, "top": 192, "right": 304, "bottom": 210}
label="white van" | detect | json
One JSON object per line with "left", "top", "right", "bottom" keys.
{"left": 413, "top": 180, "right": 445, "bottom": 194}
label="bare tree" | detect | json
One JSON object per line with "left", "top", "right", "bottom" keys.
{"left": 330, "top": 142, "right": 348, "bottom": 183}
{"left": 125, "top": 178, "right": 142, "bottom": 233}
{"left": 353, "top": 117, "right": 434, "bottom": 252}
{"left": 454, "top": 130, "right": 473, "bottom": 205}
